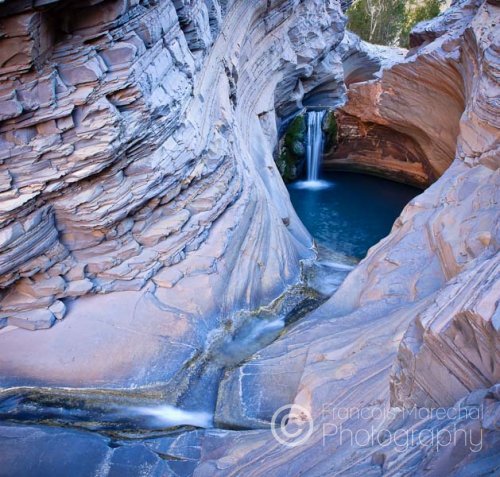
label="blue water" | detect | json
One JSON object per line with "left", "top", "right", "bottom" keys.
{"left": 288, "top": 172, "right": 421, "bottom": 259}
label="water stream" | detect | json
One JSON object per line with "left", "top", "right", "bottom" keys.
{"left": 0, "top": 111, "right": 421, "bottom": 457}
{"left": 306, "top": 110, "right": 326, "bottom": 182}
{"left": 0, "top": 259, "right": 349, "bottom": 438}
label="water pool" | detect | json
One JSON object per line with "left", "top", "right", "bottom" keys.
{"left": 288, "top": 172, "right": 421, "bottom": 259}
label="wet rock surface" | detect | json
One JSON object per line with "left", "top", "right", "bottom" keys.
{"left": 0, "top": 0, "right": 347, "bottom": 385}
{"left": 0, "top": 0, "right": 498, "bottom": 476}
{"left": 0, "top": 423, "right": 209, "bottom": 477}
{"left": 189, "top": 1, "right": 500, "bottom": 475}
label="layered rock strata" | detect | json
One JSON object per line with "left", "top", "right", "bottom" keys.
{"left": 193, "top": 0, "right": 500, "bottom": 474}
{"left": 0, "top": 0, "right": 498, "bottom": 476}
{"left": 323, "top": 1, "right": 491, "bottom": 188}
{"left": 0, "top": 0, "right": 346, "bottom": 386}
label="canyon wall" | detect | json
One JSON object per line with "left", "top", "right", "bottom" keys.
{"left": 193, "top": 1, "right": 499, "bottom": 475}
{"left": 0, "top": 0, "right": 346, "bottom": 387}
{"left": 0, "top": 0, "right": 498, "bottom": 475}
{"left": 323, "top": 0, "right": 489, "bottom": 188}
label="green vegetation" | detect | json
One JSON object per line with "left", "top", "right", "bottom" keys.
{"left": 346, "top": 0, "right": 444, "bottom": 47}
{"left": 323, "top": 111, "right": 338, "bottom": 150}
{"left": 276, "top": 115, "right": 306, "bottom": 183}
{"left": 400, "top": 0, "right": 441, "bottom": 47}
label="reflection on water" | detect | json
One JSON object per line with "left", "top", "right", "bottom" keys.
{"left": 289, "top": 172, "right": 421, "bottom": 259}
{"left": 292, "top": 179, "right": 332, "bottom": 190}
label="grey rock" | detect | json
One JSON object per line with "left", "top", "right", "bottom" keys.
{"left": 0, "top": 424, "right": 110, "bottom": 477}
{"left": 7, "top": 308, "right": 55, "bottom": 330}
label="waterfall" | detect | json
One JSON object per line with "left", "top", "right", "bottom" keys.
{"left": 291, "top": 109, "right": 331, "bottom": 190}
{"left": 306, "top": 110, "right": 326, "bottom": 182}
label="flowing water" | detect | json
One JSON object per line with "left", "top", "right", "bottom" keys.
{"left": 306, "top": 110, "right": 325, "bottom": 182}
{"left": 300, "top": 110, "right": 329, "bottom": 189}
{"left": 291, "top": 109, "right": 420, "bottom": 258}
{"left": 0, "top": 110, "right": 421, "bottom": 472}
{"left": 0, "top": 270, "right": 346, "bottom": 438}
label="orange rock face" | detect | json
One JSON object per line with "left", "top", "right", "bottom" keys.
{"left": 0, "top": 0, "right": 498, "bottom": 475}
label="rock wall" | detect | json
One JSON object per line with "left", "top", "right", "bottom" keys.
{"left": 322, "top": 1, "right": 490, "bottom": 187}
{"left": 0, "top": 0, "right": 346, "bottom": 386}
{"left": 0, "top": 0, "right": 498, "bottom": 475}
{"left": 390, "top": 0, "right": 500, "bottom": 408}
{"left": 193, "top": 1, "right": 499, "bottom": 474}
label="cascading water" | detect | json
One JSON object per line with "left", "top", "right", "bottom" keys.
{"left": 306, "top": 110, "right": 326, "bottom": 182}
{"left": 293, "top": 110, "right": 330, "bottom": 190}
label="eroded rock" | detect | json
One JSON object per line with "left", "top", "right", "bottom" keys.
{"left": 0, "top": 0, "right": 345, "bottom": 386}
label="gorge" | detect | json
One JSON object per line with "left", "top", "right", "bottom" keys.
{"left": 0, "top": 0, "right": 498, "bottom": 476}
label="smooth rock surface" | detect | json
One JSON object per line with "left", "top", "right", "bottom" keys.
{"left": 0, "top": 0, "right": 498, "bottom": 476}
{"left": 324, "top": 0, "right": 492, "bottom": 187}
{"left": 0, "top": 0, "right": 348, "bottom": 386}
{"left": 195, "top": 1, "right": 500, "bottom": 474}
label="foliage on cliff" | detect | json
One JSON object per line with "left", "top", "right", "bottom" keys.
{"left": 347, "top": 0, "right": 444, "bottom": 47}
{"left": 323, "top": 111, "right": 338, "bottom": 151}
{"left": 276, "top": 115, "right": 306, "bottom": 183}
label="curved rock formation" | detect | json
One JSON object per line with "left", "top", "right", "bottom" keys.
{"left": 323, "top": 1, "right": 489, "bottom": 187}
{"left": 193, "top": 1, "right": 500, "bottom": 474}
{"left": 0, "top": 0, "right": 498, "bottom": 475}
{"left": 0, "top": 0, "right": 348, "bottom": 387}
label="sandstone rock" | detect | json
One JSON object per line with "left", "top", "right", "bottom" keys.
{"left": 391, "top": 252, "right": 500, "bottom": 408}
{"left": 17, "top": 276, "right": 66, "bottom": 297}
{"left": 322, "top": 1, "right": 490, "bottom": 187}
{"left": 1, "top": 0, "right": 346, "bottom": 344}
{"left": 49, "top": 299, "right": 66, "bottom": 320}
{"left": 8, "top": 308, "right": 55, "bottom": 330}
{"left": 152, "top": 267, "right": 184, "bottom": 288}
{"left": 65, "top": 279, "right": 94, "bottom": 297}
{"left": 193, "top": 1, "right": 500, "bottom": 474}
{"left": 0, "top": 424, "right": 111, "bottom": 477}
{"left": 0, "top": 0, "right": 497, "bottom": 475}
{"left": 0, "top": 423, "right": 183, "bottom": 477}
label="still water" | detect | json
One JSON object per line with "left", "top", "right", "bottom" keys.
{"left": 289, "top": 172, "right": 421, "bottom": 259}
